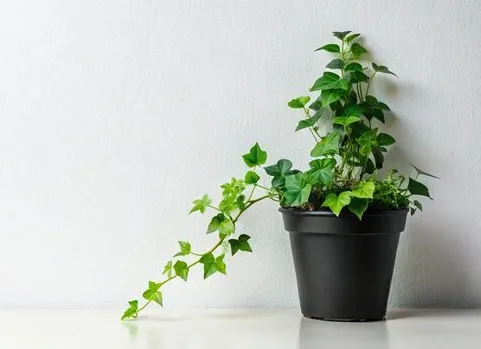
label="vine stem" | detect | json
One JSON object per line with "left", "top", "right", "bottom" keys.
{"left": 365, "top": 71, "right": 376, "bottom": 97}
{"left": 132, "top": 192, "right": 272, "bottom": 318}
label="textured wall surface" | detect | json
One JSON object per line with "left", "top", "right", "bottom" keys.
{"left": 1, "top": 0, "right": 480, "bottom": 308}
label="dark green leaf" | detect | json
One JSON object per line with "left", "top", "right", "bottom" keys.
{"left": 345, "top": 33, "right": 360, "bottom": 42}
{"left": 311, "top": 131, "right": 341, "bottom": 157}
{"left": 295, "top": 109, "right": 323, "bottom": 131}
{"left": 372, "top": 63, "right": 397, "bottom": 77}
{"left": 326, "top": 59, "right": 345, "bottom": 70}
{"left": 242, "top": 143, "right": 267, "bottom": 167}
{"left": 412, "top": 165, "right": 440, "bottom": 179}
{"left": 283, "top": 173, "right": 312, "bottom": 206}
{"left": 413, "top": 200, "right": 423, "bottom": 211}
{"left": 350, "top": 43, "right": 367, "bottom": 57}
{"left": 365, "top": 158, "right": 375, "bottom": 174}
{"left": 307, "top": 158, "right": 336, "bottom": 184}
{"left": 377, "top": 101, "right": 391, "bottom": 111}
{"left": 372, "top": 146, "right": 384, "bottom": 169}
{"left": 173, "top": 260, "right": 189, "bottom": 281}
{"left": 349, "top": 197, "right": 369, "bottom": 220}
{"left": 244, "top": 171, "right": 260, "bottom": 184}
{"left": 228, "top": 234, "right": 253, "bottom": 256}
{"left": 377, "top": 133, "right": 396, "bottom": 146}
{"left": 344, "top": 62, "right": 363, "bottom": 71}
{"left": 320, "top": 89, "right": 344, "bottom": 107}
{"left": 311, "top": 72, "right": 349, "bottom": 91}
{"left": 173, "top": 241, "right": 191, "bottom": 257}
{"left": 408, "top": 178, "right": 432, "bottom": 198}
{"left": 189, "top": 194, "right": 212, "bottom": 214}
{"left": 322, "top": 191, "right": 352, "bottom": 216}
{"left": 265, "top": 159, "right": 292, "bottom": 177}
{"left": 287, "top": 96, "right": 311, "bottom": 109}
{"left": 207, "top": 214, "right": 235, "bottom": 236}
{"left": 315, "top": 44, "right": 340, "bottom": 53}
{"left": 200, "top": 253, "right": 227, "bottom": 279}
{"left": 346, "top": 70, "right": 369, "bottom": 83}
{"left": 358, "top": 130, "right": 378, "bottom": 156}
{"left": 333, "top": 31, "right": 351, "bottom": 40}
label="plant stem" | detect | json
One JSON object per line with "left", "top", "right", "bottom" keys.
{"left": 365, "top": 71, "right": 376, "bottom": 97}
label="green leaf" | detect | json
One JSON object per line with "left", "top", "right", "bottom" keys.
{"left": 307, "top": 158, "right": 336, "bottom": 184}
{"left": 242, "top": 143, "right": 267, "bottom": 167}
{"left": 320, "top": 89, "right": 344, "bottom": 107}
{"left": 189, "top": 194, "right": 212, "bottom": 214}
{"left": 412, "top": 165, "right": 440, "bottom": 179}
{"left": 346, "top": 70, "right": 369, "bottom": 83}
{"left": 148, "top": 281, "right": 160, "bottom": 291}
{"left": 365, "top": 158, "right": 375, "bottom": 174}
{"left": 344, "top": 62, "right": 363, "bottom": 71}
{"left": 173, "top": 260, "right": 189, "bottom": 281}
{"left": 200, "top": 253, "right": 227, "bottom": 279}
{"left": 244, "top": 171, "right": 260, "bottom": 184}
{"left": 207, "top": 213, "right": 235, "bottom": 236}
{"left": 311, "top": 131, "right": 341, "bottom": 157}
{"left": 326, "top": 59, "right": 345, "bottom": 70}
{"left": 264, "top": 159, "right": 294, "bottom": 189}
{"left": 413, "top": 200, "right": 423, "bottom": 211}
{"left": 295, "top": 109, "right": 323, "bottom": 131}
{"left": 283, "top": 173, "right": 312, "bottom": 206}
{"left": 372, "top": 63, "right": 397, "bottom": 77}
{"left": 322, "top": 191, "right": 352, "bottom": 216}
{"left": 287, "top": 96, "right": 311, "bottom": 109}
{"left": 162, "top": 261, "right": 173, "bottom": 278}
{"left": 345, "top": 33, "right": 360, "bottom": 42}
{"left": 377, "top": 133, "right": 395, "bottom": 146}
{"left": 173, "top": 241, "right": 191, "bottom": 257}
{"left": 349, "top": 197, "right": 369, "bottom": 220}
{"left": 333, "top": 116, "right": 361, "bottom": 127}
{"left": 121, "top": 300, "right": 139, "bottom": 320}
{"left": 315, "top": 44, "right": 340, "bottom": 53}
{"left": 311, "top": 72, "right": 349, "bottom": 91}
{"left": 333, "top": 31, "right": 351, "bottom": 40}
{"left": 372, "top": 146, "right": 384, "bottom": 169}
{"left": 408, "top": 178, "right": 432, "bottom": 199}
{"left": 143, "top": 289, "right": 163, "bottom": 305}
{"left": 350, "top": 43, "right": 368, "bottom": 57}
{"left": 351, "top": 180, "right": 375, "bottom": 199}
{"left": 228, "top": 234, "right": 253, "bottom": 256}
{"left": 358, "top": 130, "right": 378, "bottom": 156}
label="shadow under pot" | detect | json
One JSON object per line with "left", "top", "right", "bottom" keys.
{"left": 280, "top": 208, "right": 408, "bottom": 322}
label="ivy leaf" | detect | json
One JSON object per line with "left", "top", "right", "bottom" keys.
{"left": 349, "top": 197, "right": 369, "bottom": 220}
{"left": 408, "top": 178, "right": 432, "bottom": 199}
{"left": 321, "top": 89, "right": 344, "bottom": 107}
{"left": 322, "top": 191, "right": 352, "bottom": 216}
{"left": 295, "top": 109, "right": 323, "bottom": 131}
{"left": 173, "top": 241, "right": 191, "bottom": 257}
{"left": 200, "top": 253, "right": 227, "bottom": 279}
{"left": 372, "top": 63, "right": 397, "bottom": 77}
{"left": 307, "top": 158, "right": 336, "bottom": 184}
{"left": 372, "top": 146, "right": 384, "bottom": 169}
{"left": 345, "top": 70, "right": 370, "bottom": 83}
{"left": 413, "top": 200, "right": 423, "bottom": 211}
{"left": 377, "top": 133, "right": 396, "bottom": 146}
{"left": 351, "top": 180, "right": 375, "bottom": 199}
{"left": 162, "top": 261, "right": 173, "bottom": 278}
{"left": 207, "top": 214, "right": 235, "bottom": 236}
{"left": 358, "top": 130, "right": 378, "bottom": 156}
{"left": 326, "top": 59, "right": 345, "bottom": 70}
{"left": 314, "top": 44, "right": 340, "bottom": 53}
{"left": 189, "top": 194, "right": 212, "bottom": 214}
{"left": 311, "top": 72, "right": 349, "bottom": 91}
{"left": 333, "top": 116, "right": 361, "bottom": 127}
{"left": 344, "top": 62, "right": 363, "bottom": 71}
{"left": 412, "top": 165, "right": 440, "bottom": 179}
{"left": 311, "top": 131, "right": 341, "bottom": 157}
{"left": 121, "top": 300, "right": 139, "bottom": 320}
{"left": 228, "top": 234, "right": 253, "bottom": 256}
{"left": 345, "top": 33, "right": 360, "bottom": 42}
{"left": 287, "top": 96, "right": 311, "bottom": 109}
{"left": 333, "top": 31, "right": 351, "bottom": 40}
{"left": 242, "top": 143, "right": 267, "bottom": 167}
{"left": 148, "top": 280, "right": 161, "bottom": 292}
{"left": 365, "top": 158, "right": 375, "bottom": 174}
{"left": 173, "top": 260, "right": 189, "bottom": 281}
{"left": 264, "top": 159, "right": 294, "bottom": 189}
{"left": 143, "top": 289, "right": 163, "bottom": 306}
{"left": 283, "top": 173, "right": 312, "bottom": 206}
{"left": 350, "top": 43, "right": 368, "bottom": 57}
{"left": 244, "top": 171, "right": 260, "bottom": 184}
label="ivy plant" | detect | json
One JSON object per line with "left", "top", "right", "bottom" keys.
{"left": 121, "top": 31, "right": 437, "bottom": 320}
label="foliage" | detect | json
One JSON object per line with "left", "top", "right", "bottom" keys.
{"left": 121, "top": 31, "right": 437, "bottom": 320}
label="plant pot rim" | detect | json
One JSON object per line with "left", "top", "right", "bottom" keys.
{"left": 278, "top": 207, "right": 409, "bottom": 217}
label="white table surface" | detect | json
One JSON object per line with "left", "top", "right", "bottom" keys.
{"left": 1, "top": 308, "right": 480, "bottom": 349}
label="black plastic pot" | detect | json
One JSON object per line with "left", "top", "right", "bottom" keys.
{"left": 280, "top": 208, "right": 408, "bottom": 322}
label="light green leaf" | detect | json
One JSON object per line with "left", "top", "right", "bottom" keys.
{"left": 121, "top": 300, "right": 139, "bottom": 320}
{"left": 314, "top": 44, "right": 340, "bottom": 53}
{"left": 349, "top": 197, "right": 369, "bottom": 220}
{"left": 207, "top": 213, "right": 235, "bottom": 236}
{"left": 357, "top": 130, "right": 378, "bottom": 156}
{"left": 377, "top": 133, "right": 396, "bottom": 146}
{"left": 162, "top": 261, "right": 173, "bottom": 278}
{"left": 310, "top": 131, "right": 341, "bottom": 157}
{"left": 350, "top": 43, "right": 367, "bottom": 57}
{"left": 244, "top": 171, "right": 260, "bottom": 184}
{"left": 200, "top": 253, "right": 227, "bottom": 279}
{"left": 311, "top": 72, "right": 349, "bottom": 91}
{"left": 322, "top": 191, "right": 352, "bottom": 216}
{"left": 173, "top": 260, "right": 189, "bottom": 281}
{"left": 242, "top": 143, "right": 267, "bottom": 167}
{"left": 173, "top": 241, "right": 191, "bottom": 257}
{"left": 283, "top": 173, "right": 312, "bottom": 206}
{"left": 412, "top": 165, "right": 440, "bottom": 179}
{"left": 408, "top": 178, "right": 432, "bottom": 199}
{"left": 320, "top": 89, "right": 344, "bottom": 107}
{"left": 228, "top": 234, "right": 253, "bottom": 256}
{"left": 142, "top": 289, "right": 163, "bottom": 305}
{"left": 326, "top": 59, "right": 345, "bottom": 70}
{"left": 189, "top": 194, "right": 212, "bottom": 214}
{"left": 372, "top": 63, "right": 397, "bottom": 77}
{"left": 345, "top": 33, "right": 360, "bottom": 42}
{"left": 351, "top": 180, "right": 375, "bottom": 199}
{"left": 333, "top": 116, "right": 361, "bottom": 127}
{"left": 287, "top": 96, "right": 311, "bottom": 109}
{"left": 307, "top": 158, "right": 336, "bottom": 184}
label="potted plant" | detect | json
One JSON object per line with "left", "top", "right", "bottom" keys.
{"left": 121, "top": 30, "right": 437, "bottom": 322}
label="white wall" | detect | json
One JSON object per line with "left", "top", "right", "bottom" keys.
{"left": 1, "top": 0, "right": 480, "bottom": 309}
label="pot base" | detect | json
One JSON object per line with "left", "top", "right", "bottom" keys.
{"left": 305, "top": 315, "right": 386, "bottom": 322}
